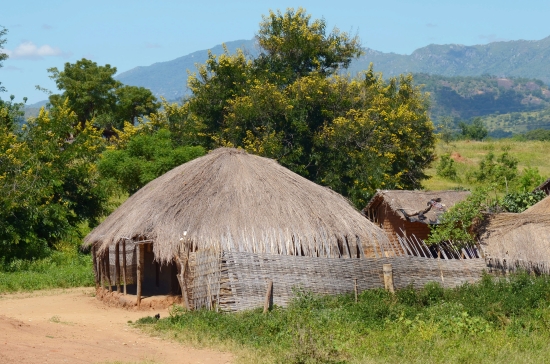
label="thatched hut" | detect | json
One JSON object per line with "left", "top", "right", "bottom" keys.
{"left": 363, "top": 190, "right": 471, "bottom": 248}
{"left": 85, "top": 148, "right": 396, "bottom": 311}
{"left": 481, "top": 195, "right": 550, "bottom": 274}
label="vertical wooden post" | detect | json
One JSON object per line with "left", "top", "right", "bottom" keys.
{"left": 383, "top": 264, "right": 395, "bottom": 293}
{"left": 99, "top": 255, "right": 104, "bottom": 290}
{"left": 122, "top": 240, "right": 127, "bottom": 295}
{"left": 263, "top": 279, "right": 273, "bottom": 314}
{"left": 354, "top": 278, "right": 358, "bottom": 303}
{"left": 105, "top": 252, "right": 112, "bottom": 292}
{"left": 137, "top": 244, "right": 143, "bottom": 307}
{"left": 92, "top": 245, "right": 99, "bottom": 289}
{"left": 115, "top": 242, "right": 120, "bottom": 293}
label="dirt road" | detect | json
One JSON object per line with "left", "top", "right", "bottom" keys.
{"left": 0, "top": 288, "right": 233, "bottom": 364}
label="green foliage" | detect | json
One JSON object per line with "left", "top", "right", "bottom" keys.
{"left": 436, "top": 153, "right": 459, "bottom": 181}
{"left": 427, "top": 187, "right": 493, "bottom": 245}
{"left": 500, "top": 190, "right": 546, "bottom": 213}
{"left": 256, "top": 8, "right": 362, "bottom": 81}
{"left": 458, "top": 117, "right": 488, "bottom": 141}
{"left": 47, "top": 59, "right": 159, "bottom": 129}
{"left": 413, "top": 73, "right": 550, "bottom": 123}
{"left": 517, "top": 166, "right": 545, "bottom": 191}
{"left": 515, "top": 128, "right": 550, "bottom": 141}
{"left": 0, "top": 101, "right": 109, "bottom": 261}
{"left": 0, "top": 94, "right": 26, "bottom": 129}
{"left": 0, "top": 250, "right": 94, "bottom": 293}
{"left": 472, "top": 149, "right": 518, "bottom": 188}
{"left": 99, "top": 129, "right": 205, "bottom": 194}
{"left": 137, "top": 273, "right": 550, "bottom": 363}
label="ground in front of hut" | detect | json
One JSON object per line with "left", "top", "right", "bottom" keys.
{"left": 0, "top": 287, "right": 232, "bottom": 364}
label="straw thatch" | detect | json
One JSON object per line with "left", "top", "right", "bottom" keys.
{"left": 364, "top": 190, "right": 471, "bottom": 224}
{"left": 84, "top": 148, "right": 392, "bottom": 262}
{"left": 524, "top": 195, "right": 550, "bottom": 214}
{"left": 480, "top": 195, "right": 550, "bottom": 272}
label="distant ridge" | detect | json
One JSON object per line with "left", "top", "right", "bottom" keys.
{"left": 116, "top": 39, "right": 258, "bottom": 100}
{"left": 116, "top": 36, "right": 550, "bottom": 101}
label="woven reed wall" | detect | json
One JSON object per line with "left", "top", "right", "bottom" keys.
{"left": 189, "top": 251, "right": 486, "bottom": 312}
{"left": 104, "top": 242, "right": 137, "bottom": 284}
{"left": 485, "top": 257, "right": 550, "bottom": 276}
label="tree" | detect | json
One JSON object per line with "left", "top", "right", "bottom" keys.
{"left": 98, "top": 129, "right": 205, "bottom": 194}
{"left": 48, "top": 59, "right": 120, "bottom": 127}
{"left": 0, "top": 25, "right": 8, "bottom": 93}
{"left": 114, "top": 85, "right": 160, "bottom": 126}
{"left": 47, "top": 59, "right": 160, "bottom": 131}
{"left": 184, "top": 17, "right": 435, "bottom": 208}
{"left": 256, "top": 8, "right": 362, "bottom": 81}
{"left": 0, "top": 100, "right": 109, "bottom": 261}
{"left": 458, "top": 117, "right": 488, "bottom": 141}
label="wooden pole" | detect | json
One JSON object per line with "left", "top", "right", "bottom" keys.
{"left": 137, "top": 244, "right": 143, "bottom": 307}
{"left": 176, "top": 256, "right": 190, "bottom": 310}
{"left": 115, "top": 242, "right": 120, "bottom": 293}
{"left": 105, "top": 253, "right": 112, "bottom": 292}
{"left": 383, "top": 264, "right": 395, "bottom": 293}
{"left": 354, "top": 278, "right": 358, "bottom": 303}
{"left": 263, "top": 279, "right": 273, "bottom": 314}
{"left": 99, "top": 255, "right": 104, "bottom": 290}
{"left": 92, "top": 245, "right": 99, "bottom": 289}
{"left": 122, "top": 240, "right": 127, "bottom": 295}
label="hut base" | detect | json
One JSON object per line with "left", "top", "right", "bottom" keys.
{"left": 95, "top": 288, "right": 182, "bottom": 310}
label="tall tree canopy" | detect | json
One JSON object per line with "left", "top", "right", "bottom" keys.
{"left": 180, "top": 8, "right": 435, "bottom": 208}
{"left": 48, "top": 59, "right": 160, "bottom": 130}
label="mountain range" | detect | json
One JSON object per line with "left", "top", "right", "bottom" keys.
{"left": 116, "top": 36, "right": 550, "bottom": 101}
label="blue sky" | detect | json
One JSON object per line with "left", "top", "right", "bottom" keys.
{"left": 2, "top": 0, "right": 550, "bottom": 103}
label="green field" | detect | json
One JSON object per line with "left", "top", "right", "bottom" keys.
{"left": 424, "top": 139, "right": 550, "bottom": 191}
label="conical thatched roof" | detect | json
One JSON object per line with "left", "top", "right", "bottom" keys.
{"left": 85, "top": 148, "right": 392, "bottom": 261}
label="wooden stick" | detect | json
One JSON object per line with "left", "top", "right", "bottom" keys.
{"left": 176, "top": 256, "right": 190, "bottom": 310}
{"left": 99, "top": 255, "right": 104, "bottom": 290}
{"left": 354, "top": 278, "right": 358, "bottom": 303}
{"left": 115, "top": 242, "right": 120, "bottom": 293}
{"left": 137, "top": 244, "right": 143, "bottom": 307}
{"left": 105, "top": 253, "right": 112, "bottom": 292}
{"left": 263, "top": 279, "right": 273, "bottom": 313}
{"left": 92, "top": 245, "right": 99, "bottom": 289}
{"left": 122, "top": 240, "right": 127, "bottom": 295}
{"left": 383, "top": 264, "right": 394, "bottom": 293}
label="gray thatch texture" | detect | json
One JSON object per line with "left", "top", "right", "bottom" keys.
{"left": 364, "top": 190, "right": 471, "bottom": 223}
{"left": 85, "top": 148, "right": 391, "bottom": 261}
{"left": 480, "top": 208, "right": 550, "bottom": 272}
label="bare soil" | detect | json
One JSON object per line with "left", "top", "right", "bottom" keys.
{"left": 0, "top": 288, "right": 233, "bottom": 364}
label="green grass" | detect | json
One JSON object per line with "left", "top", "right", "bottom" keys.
{"left": 424, "top": 139, "right": 550, "bottom": 191}
{"left": 135, "top": 273, "right": 550, "bottom": 363}
{"left": 0, "top": 250, "right": 94, "bottom": 293}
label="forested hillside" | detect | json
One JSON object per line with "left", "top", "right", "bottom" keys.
{"left": 413, "top": 74, "right": 550, "bottom": 122}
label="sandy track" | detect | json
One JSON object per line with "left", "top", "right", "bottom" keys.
{"left": 0, "top": 288, "right": 232, "bottom": 364}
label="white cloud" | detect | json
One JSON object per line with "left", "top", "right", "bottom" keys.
{"left": 3, "top": 65, "right": 23, "bottom": 72}
{"left": 5, "top": 41, "right": 71, "bottom": 60}
{"left": 42, "top": 24, "right": 54, "bottom": 30}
